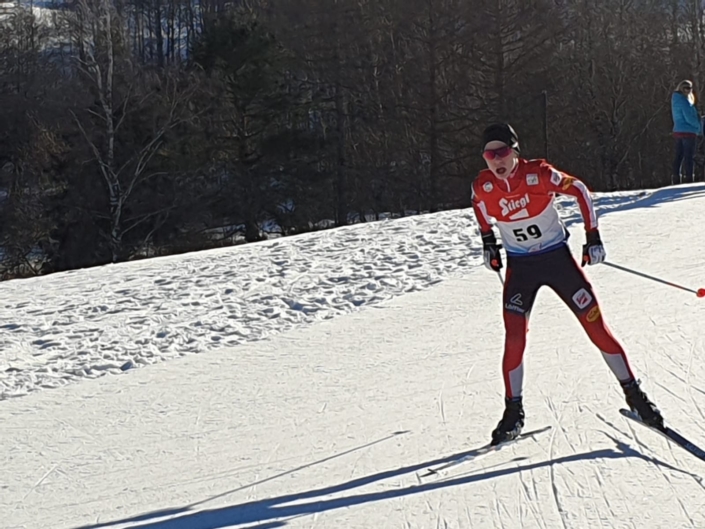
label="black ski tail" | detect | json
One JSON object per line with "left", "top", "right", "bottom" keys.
{"left": 620, "top": 408, "right": 705, "bottom": 462}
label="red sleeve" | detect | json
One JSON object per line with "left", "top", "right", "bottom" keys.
{"left": 471, "top": 180, "right": 494, "bottom": 233}
{"left": 540, "top": 163, "right": 598, "bottom": 231}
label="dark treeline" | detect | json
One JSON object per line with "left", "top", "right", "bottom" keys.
{"left": 0, "top": 0, "right": 700, "bottom": 278}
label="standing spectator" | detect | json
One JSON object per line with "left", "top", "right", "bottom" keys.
{"left": 671, "top": 79, "right": 702, "bottom": 184}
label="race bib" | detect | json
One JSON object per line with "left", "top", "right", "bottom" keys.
{"left": 496, "top": 202, "right": 566, "bottom": 254}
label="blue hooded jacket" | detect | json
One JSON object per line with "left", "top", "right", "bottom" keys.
{"left": 671, "top": 91, "right": 702, "bottom": 135}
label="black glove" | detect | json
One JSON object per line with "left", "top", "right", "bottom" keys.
{"left": 582, "top": 229, "right": 606, "bottom": 267}
{"left": 481, "top": 231, "right": 503, "bottom": 272}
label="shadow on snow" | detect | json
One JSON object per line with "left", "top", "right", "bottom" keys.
{"left": 75, "top": 430, "right": 697, "bottom": 529}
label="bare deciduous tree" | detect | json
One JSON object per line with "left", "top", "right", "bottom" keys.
{"left": 69, "top": 0, "right": 196, "bottom": 261}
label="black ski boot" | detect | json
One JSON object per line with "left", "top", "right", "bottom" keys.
{"left": 491, "top": 397, "right": 525, "bottom": 446}
{"left": 622, "top": 379, "right": 664, "bottom": 429}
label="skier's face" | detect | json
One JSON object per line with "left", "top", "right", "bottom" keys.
{"left": 483, "top": 141, "right": 518, "bottom": 178}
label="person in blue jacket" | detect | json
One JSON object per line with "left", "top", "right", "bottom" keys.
{"left": 671, "top": 79, "right": 702, "bottom": 184}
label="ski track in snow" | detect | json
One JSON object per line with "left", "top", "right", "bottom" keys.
{"left": 0, "top": 188, "right": 665, "bottom": 400}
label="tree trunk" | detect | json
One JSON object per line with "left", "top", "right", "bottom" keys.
{"left": 334, "top": 49, "right": 347, "bottom": 227}
{"left": 154, "top": 0, "right": 164, "bottom": 67}
{"left": 427, "top": 3, "right": 439, "bottom": 213}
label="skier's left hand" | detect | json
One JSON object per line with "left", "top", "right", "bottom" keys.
{"left": 582, "top": 229, "right": 606, "bottom": 267}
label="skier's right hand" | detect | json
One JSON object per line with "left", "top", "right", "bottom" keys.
{"left": 481, "top": 231, "right": 503, "bottom": 272}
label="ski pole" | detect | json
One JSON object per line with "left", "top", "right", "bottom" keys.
{"left": 602, "top": 261, "right": 705, "bottom": 298}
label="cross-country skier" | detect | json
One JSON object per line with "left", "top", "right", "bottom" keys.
{"left": 471, "top": 123, "right": 664, "bottom": 446}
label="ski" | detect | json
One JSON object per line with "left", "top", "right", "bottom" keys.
{"left": 620, "top": 408, "right": 705, "bottom": 462}
{"left": 418, "top": 425, "right": 552, "bottom": 479}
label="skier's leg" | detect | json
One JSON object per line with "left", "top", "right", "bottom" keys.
{"left": 547, "top": 247, "right": 663, "bottom": 427}
{"left": 492, "top": 258, "right": 540, "bottom": 444}
{"left": 546, "top": 246, "right": 635, "bottom": 383}
{"left": 501, "top": 260, "right": 540, "bottom": 399}
{"left": 502, "top": 311, "right": 528, "bottom": 399}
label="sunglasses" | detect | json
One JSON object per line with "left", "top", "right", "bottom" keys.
{"left": 482, "top": 146, "right": 514, "bottom": 161}
{"left": 684, "top": 85, "right": 693, "bottom": 91}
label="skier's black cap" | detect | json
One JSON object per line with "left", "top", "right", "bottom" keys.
{"left": 482, "top": 123, "right": 520, "bottom": 153}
